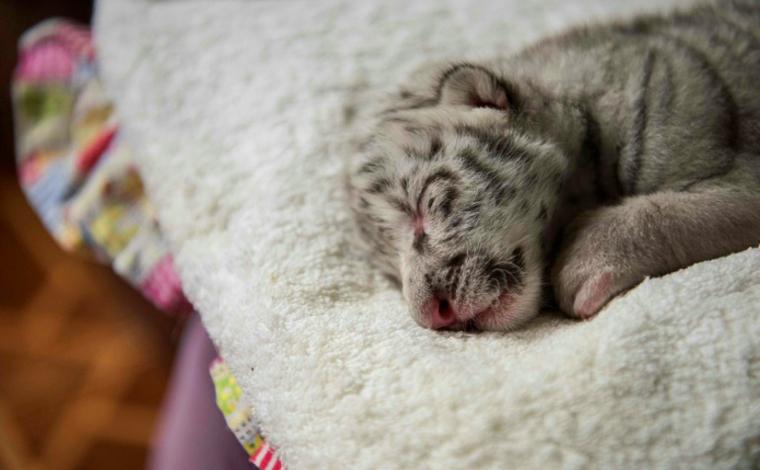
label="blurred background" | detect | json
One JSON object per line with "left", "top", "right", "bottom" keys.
{"left": 0, "top": 1, "right": 178, "bottom": 469}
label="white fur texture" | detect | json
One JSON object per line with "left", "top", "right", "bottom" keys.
{"left": 95, "top": 0, "right": 760, "bottom": 468}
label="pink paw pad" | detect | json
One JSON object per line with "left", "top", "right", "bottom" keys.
{"left": 573, "top": 271, "right": 614, "bottom": 320}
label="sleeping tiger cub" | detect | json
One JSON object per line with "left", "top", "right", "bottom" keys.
{"left": 349, "top": 0, "right": 760, "bottom": 331}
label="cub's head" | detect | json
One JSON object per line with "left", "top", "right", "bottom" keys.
{"left": 350, "top": 63, "right": 583, "bottom": 331}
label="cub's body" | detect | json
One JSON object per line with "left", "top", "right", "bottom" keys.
{"left": 350, "top": 0, "right": 760, "bottom": 330}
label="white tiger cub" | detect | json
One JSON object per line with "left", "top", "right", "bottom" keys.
{"left": 349, "top": 0, "right": 760, "bottom": 331}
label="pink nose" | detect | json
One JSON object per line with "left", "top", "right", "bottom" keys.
{"left": 429, "top": 296, "right": 458, "bottom": 329}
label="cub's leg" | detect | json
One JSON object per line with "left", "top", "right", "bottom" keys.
{"left": 552, "top": 172, "right": 760, "bottom": 319}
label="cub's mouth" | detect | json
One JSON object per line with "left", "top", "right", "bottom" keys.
{"left": 407, "top": 247, "right": 530, "bottom": 331}
{"left": 427, "top": 288, "right": 522, "bottom": 331}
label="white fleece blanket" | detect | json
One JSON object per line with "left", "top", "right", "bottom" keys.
{"left": 95, "top": 1, "right": 760, "bottom": 468}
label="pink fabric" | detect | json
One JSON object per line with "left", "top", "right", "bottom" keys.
{"left": 148, "top": 314, "right": 252, "bottom": 470}
{"left": 54, "top": 22, "right": 96, "bottom": 61}
{"left": 140, "top": 256, "right": 194, "bottom": 316}
{"left": 15, "top": 41, "right": 74, "bottom": 81}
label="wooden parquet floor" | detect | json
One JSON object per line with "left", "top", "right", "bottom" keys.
{"left": 1, "top": 2, "right": 178, "bottom": 468}
{"left": 0, "top": 172, "right": 177, "bottom": 470}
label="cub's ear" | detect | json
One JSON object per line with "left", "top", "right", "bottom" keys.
{"left": 437, "top": 64, "right": 513, "bottom": 111}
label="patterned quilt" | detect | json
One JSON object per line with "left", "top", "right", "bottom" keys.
{"left": 12, "top": 19, "right": 284, "bottom": 470}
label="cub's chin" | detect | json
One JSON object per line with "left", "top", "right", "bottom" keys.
{"left": 471, "top": 275, "right": 542, "bottom": 331}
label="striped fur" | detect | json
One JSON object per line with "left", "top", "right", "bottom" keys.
{"left": 349, "top": 0, "right": 760, "bottom": 330}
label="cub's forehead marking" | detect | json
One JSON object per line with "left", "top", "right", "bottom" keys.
{"left": 367, "top": 177, "right": 392, "bottom": 194}
{"left": 421, "top": 167, "right": 459, "bottom": 185}
{"left": 388, "top": 196, "right": 413, "bottom": 216}
{"left": 357, "top": 157, "right": 386, "bottom": 175}
{"left": 399, "top": 176, "right": 409, "bottom": 194}
{"left": 456, "top": 149, "right": 507, "bottom": 193}
{"left": 455, "top": 125, "right": 533, "bottom": 165}
{"left": 429, "top": 136, "right": 444, "bottom": 158}
{"left": 437, "top": 187, "right": 458, "bottom": 218}
{"left": 413, "top": 232, "right": 429, "bottom": 254}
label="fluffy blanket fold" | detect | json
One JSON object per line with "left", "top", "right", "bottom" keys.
{"left": 95, "top": 0, "right": 760, "bottom": 468}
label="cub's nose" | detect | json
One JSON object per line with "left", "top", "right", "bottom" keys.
{"left": 427, "top": 294, "right": 458, "bottom": 329}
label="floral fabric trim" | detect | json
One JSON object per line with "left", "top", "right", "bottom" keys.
{"left": 13, "top": 19, "right": 190, "bottom": 314}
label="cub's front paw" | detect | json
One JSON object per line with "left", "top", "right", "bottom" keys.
{"left": 554, "top": 268, "right": 630, "bottom": 319}
{"left": 551, "top": 211, "right": 645, "bottom": 319}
